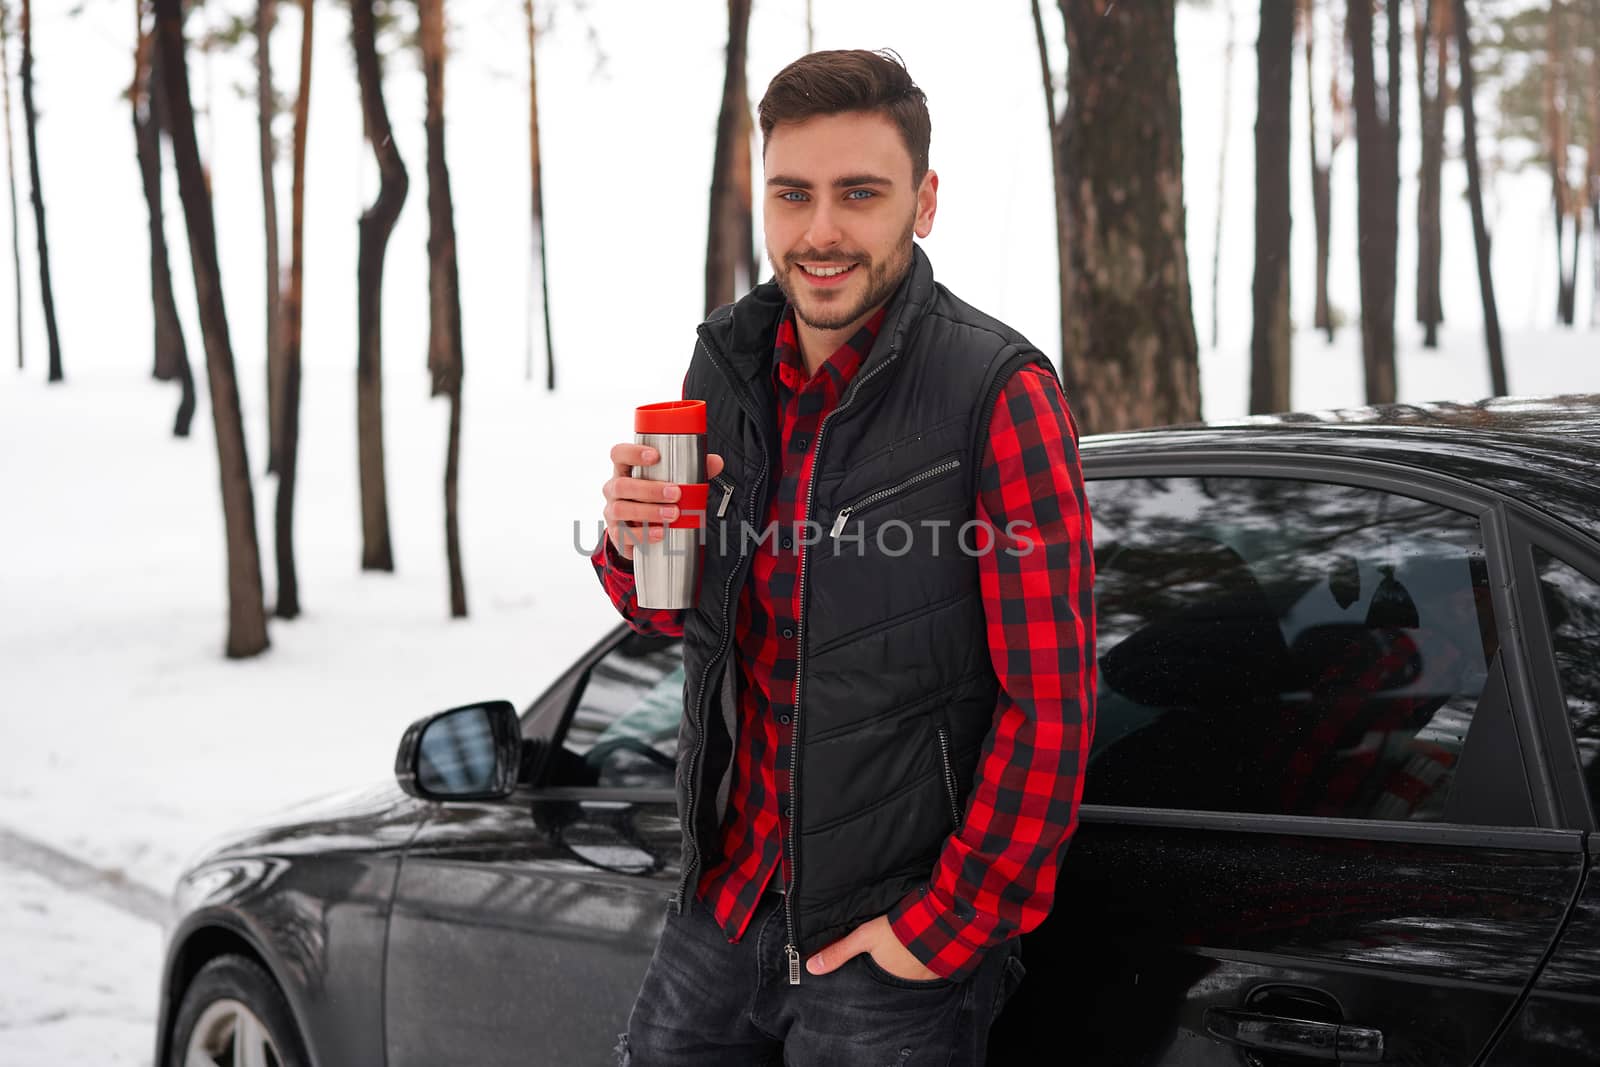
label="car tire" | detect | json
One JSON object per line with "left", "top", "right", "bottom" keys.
{"left": 169, "top": 953, "right": 310, "bottom": 1067}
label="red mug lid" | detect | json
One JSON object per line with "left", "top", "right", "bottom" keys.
{"left": 635, "top": 399, "right": 706, "bottom": 434}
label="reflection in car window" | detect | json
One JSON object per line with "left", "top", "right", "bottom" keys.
{"left": 1084, "top": 476, "right": 1499, "bottom": 822}
{"left": 1533, "top": 549, "right": 1600, "bottom": 821}
{"left": 562, "top": 634, "right": 683, "bottom": 788}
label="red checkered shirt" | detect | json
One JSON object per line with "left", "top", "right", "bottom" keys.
{"left": 592, "top": 306, "right": 1096, "bottom": 979}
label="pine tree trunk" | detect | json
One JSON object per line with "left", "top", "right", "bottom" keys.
{"left": 1057, "top": 0, "right": 1200, "bottom": 433}
{"left": 1311, "top": 162, "right": 1333, "bottom": 341}
{"left": 1250, "top": 0, "right": 1292, "bottom": 415}
{"left": 1590, "top": 46, "right": 1599, "bottom": 329}
{"left": 0, "top": 0, "right": 23, "bottom": 371}
{"left": 1561, "top": 195, "right": 1580, "bottom": 327}
{"left": 162, "top": 7, "right": 198, "bottom": 438}
{"left": 704, "top": 0, "right": 752, "bottom": 317}
{"left": 150, "top": 9, "right": 196, "bottom": 435}
{"left": 152, "top": 33, "right": 196, "bottom": 437}
{"left": 1347, "top": 0, "right": 1400, "bottom": 404}
{"left": 1453, "top": 0, "right": 1507, "bottom": 396}
{"left": 20, "top": 0, "right": 60, "bottom": 383}
{"left": 1211, "top": 0, "right": 1237, "bottom": 351}
{"left": 352, "top": 0, "right": 405, "bottom": 573}
{"left": 258, "top": 0, "right": 283, "bottom": 474}
{"left": 523, "top": 0, "right": 555, "bottom": 390}
{"left": 1306, "top": 0, "right": 1337, "bottom": 344}
{"left": 1030, "top": 0, "right": 1069, "bottom": 368}
{"left": 1591, "top": 195, "right": 1599, "bottom": 329}
{"left": 420, "top": 0, "right": 467, "bottom": 618}
{"left": 274, "top": 0, "right": 311, "bottom": 620}
{"left": 152, "top": 0, "right": 270, "bottom": 658}
{"left": 735, "top": 99, "right": 757, "bottom": 292}
{"left": 135, "top": 16, "right": 188, "bottom": 385}
{"left": 134, "top": 8, "right": 195, "bottom": 436}
{"left": 1415, "top": 0, "right": 1447, "bottom": 346}
{"left": 444, "top": 380, "right": 466, "bottom": 618}
{"left": 135, "top": 24, "right": 170, "bottom": 381}
{"left": 1546, "top": 1, "right": 1577, "bottom": 327}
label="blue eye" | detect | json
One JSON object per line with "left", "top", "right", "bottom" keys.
{"left": 780, "top": 191, "right": 809, "bottom": 203}
{"left": 846, "top": 189, "right": 875, "bottom": 200}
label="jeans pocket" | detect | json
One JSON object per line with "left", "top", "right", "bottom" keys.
{"left": 858, "top": 952, "right": 956, "bottom": 991}
{"left": 991, "top": 951, "right": 1027, "bottom": 1024}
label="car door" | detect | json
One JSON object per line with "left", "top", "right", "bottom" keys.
{"left": 990, "top": 457, "right": 1588, "bottom": 1066}
{"left": 1479, "top": 525, "right": 1600, "bottom": 1064}
{"left": 384, "top": 630, "right": 684, "bottom": 1067}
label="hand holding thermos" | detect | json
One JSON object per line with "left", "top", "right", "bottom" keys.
{"left": 603, "top": 401, "right": 724, "bottom": 608}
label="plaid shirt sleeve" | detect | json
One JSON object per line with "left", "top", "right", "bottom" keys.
{"left": 591, "top": 533, "right": 686, "bottom": 638}
{"left": 886, "top": 362, "right": 1097, "bottom": 979}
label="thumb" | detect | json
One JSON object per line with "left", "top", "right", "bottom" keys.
{"left": 806, "top": 925, "right": 867, "bottom": 976}
{"left": 707, "top": 453, "right": 725, "bottom": 480}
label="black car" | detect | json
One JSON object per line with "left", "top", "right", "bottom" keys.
{"left": 157, "top": 396, "right": 1600, "bottom": 1067}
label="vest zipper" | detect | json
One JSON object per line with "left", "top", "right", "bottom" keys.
{"left": 676, "top": 334, "right": 769, "bottom": 912}
{"left": 827, "top": 457, "right": 962, "bottom": 538}
{"left": 713, "top": 474, "right": 735, "bottom": 518}
{"left": 787, "top": 348, "right": 902, "bottom": 982}
{"left": 936, "top": 725, "right": 962, "bottom": 829}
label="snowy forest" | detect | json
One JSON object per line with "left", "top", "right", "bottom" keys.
{"left": 2, "top": 0, "right": 1597, "bottom": 654}
{"left": 1, "top": 1, "right": 1598, "bottom": 1060}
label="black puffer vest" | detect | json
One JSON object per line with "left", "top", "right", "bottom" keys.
{"left": 675, "top": 246, "right": 1055, "bottom": 963}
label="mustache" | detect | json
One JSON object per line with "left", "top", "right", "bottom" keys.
{"left": 783, "top": 251, "right": 867, "bottom": 267}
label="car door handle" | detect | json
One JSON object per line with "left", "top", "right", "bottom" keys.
{"left": 1203, "top": 1008, "right": 1385, "bottom": 1063}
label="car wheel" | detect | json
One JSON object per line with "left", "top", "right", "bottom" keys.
{"left": 170, "top": 954, "right": 309, "bottom": 1067}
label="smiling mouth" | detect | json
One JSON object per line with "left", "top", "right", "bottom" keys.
{"left": 797, "top": 262, "right": 858, "bottom": 279}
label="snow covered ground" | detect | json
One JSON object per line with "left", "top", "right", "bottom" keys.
{"left": 2, "top": 1, "right": 1598, "bottom": 1064}
{"left": 0, "top": 860, "right": 162, "bottom": 1066}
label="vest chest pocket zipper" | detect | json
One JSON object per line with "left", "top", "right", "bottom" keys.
{"left": 935, "top": 724, "right": 962, "bottom": 829}
{"left": 828, "top": 457, "right": 962, "bottom": 539}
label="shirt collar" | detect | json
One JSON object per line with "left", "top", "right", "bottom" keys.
{"left": 771, "top": 305, "right": 889, "bottom": 395}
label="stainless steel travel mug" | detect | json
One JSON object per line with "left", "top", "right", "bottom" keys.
{"left": 631, "top": 400, "right": 707, "bottom": 609}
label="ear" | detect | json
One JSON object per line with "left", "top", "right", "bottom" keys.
{"left": 914, "top": 170, "right": 939, "bottom": 239}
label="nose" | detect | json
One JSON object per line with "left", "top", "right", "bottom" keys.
{"left": 804, "top": 202, "right": 842, "bottom": 251}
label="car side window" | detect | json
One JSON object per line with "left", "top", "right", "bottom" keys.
{"left": 1532, "top": 549, "right": 1600, "bottom": 822}
{"left": 1083, "top": 475, "right": 1501, "bottom": 822}
{"left": 557, "top": 632, "right": 684, "bottom": 789}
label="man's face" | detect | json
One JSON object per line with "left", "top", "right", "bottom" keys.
{"left": 763, "top": 111, "right": 937, "bottom": 333}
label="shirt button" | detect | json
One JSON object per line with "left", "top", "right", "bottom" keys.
{"left": 781, "top": 627, "right": 794, "bottom": 639}
{"left": 779, "top": 713, "right": 792, "bottom": 725}
{"left": 782, "top": 804, "right": 793, "bottom": 818}
{"left": 791, "top": 435, "right": 810, "bottom": 452}
{"left": 780, "top": 536, "right": 794, "bottom": 550}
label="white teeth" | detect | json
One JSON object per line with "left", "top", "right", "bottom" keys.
{"left": 801, "top": 264, "right": 853, "bottom": 277}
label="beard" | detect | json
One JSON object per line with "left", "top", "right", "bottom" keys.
{"left": 770, "top": 213, "right": 916, "bottom": 332}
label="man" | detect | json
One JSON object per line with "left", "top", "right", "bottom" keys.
{"left": 594, "top": 49, "right": 1095, "bottom": 1066}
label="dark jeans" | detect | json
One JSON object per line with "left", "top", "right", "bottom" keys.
{"left": 617, "top": 891, "right": 1025, "bottom": 1067}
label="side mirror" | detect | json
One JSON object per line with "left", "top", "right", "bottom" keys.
{"left": 395, "top": 700, "right": 522, "bottom": 801}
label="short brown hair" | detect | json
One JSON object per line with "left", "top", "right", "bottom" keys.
{"left": 757, "top": 49, "right": 931, "bottom": 184}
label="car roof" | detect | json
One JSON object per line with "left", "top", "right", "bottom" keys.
{"left": 1078, "top": 393, "right": 1600, "bottom": 546}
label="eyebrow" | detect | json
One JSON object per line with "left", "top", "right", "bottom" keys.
{"left": 766, "top": 174, "right": 895, "bottom": 190}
